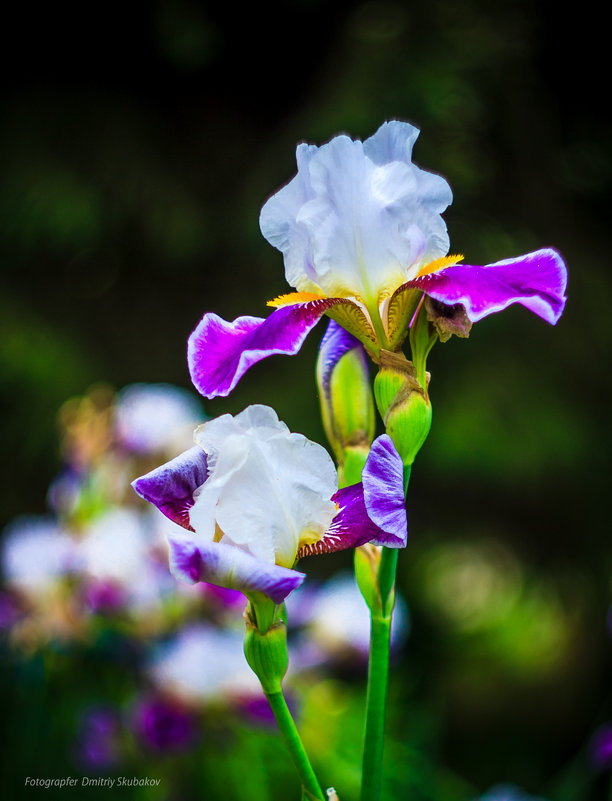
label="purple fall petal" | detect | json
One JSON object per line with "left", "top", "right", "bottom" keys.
{"left": 131, "top": 446, "right": 208, "bottom": 530}
{"left": 362, "top": 434, "right": 407, "bottom": 547}
{"left": 167, "top": 530, "right": 306, "bottom": 604}
{"left": 298, "top": 437, "right": 407, "bottom": 557}
{"left": 188, "top": 300, "right": 341, "bottom": 399}
{"left": 299, "top": 483, "right": 382, "bottom": 556}
{"left": 409, "top": 248, "right": 567, "bottom": 324}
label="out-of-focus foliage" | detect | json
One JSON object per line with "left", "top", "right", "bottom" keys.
{"left": 1, "top": 0, "right": 610, "bottom": 798}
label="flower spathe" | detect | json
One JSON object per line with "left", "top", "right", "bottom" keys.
{"left": 187, "top": 121, "right": 567, "bottom": 400}
{"left": 132, "top": 405, "right": 407, "bottom": 604}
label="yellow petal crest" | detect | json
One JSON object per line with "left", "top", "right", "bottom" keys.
{"left": 416, "top": 254, "right": 464, "bottom": 278}
{"left": 267, "top": 292, "right": 326, "bottom": 307}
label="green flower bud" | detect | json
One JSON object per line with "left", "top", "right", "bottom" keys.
{"left": 340, "top": 445, "right": 370, "bottom": 488}
{"left": 317, "top": 321, "right": 375, "bottom": 476}
{"left": 374, "top": 350, "right": 432, "bottom": 467}
{"left": 354, "top": 543, "right": 383, "bottom": 613}
{"left": 244, "top": 600, "right": 289, "bottom": 694}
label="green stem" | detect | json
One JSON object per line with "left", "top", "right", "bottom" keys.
{"left": 377, "top": 547, "right": 398, "bottom": 616}
{"left": 360, "top": 611, "right": 393, "bottom": 801}
{"left": 360, "top": 465, "right": 409, "bottom": 801}
{"left": 265, "top": 690, "right": 325, "bottom": 801}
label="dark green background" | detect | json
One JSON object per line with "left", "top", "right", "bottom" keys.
{"left": 1, "top": 0, "right": 610, "bottom": 798}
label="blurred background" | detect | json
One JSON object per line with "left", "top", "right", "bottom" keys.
{"left": 1, "top": 0, "right": 610, "bottom": 799}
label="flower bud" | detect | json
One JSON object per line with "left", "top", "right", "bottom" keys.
{"left": 316, "top": 321, "right": 375, "bottom": 480}
{"left": 374, "top": 350, "right": 432, "bottom": 468}
{"left": 244, "top": 604, "right": 289, "bottom": 694}
{"left": 354, "top": 543, "right": 383, "bottom": 613}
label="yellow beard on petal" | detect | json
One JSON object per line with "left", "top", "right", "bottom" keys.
{"left": 415, "top": 254, "right": 464, "bottom": 278}
{"left": 267, "top": 292, "right": 326, "bottom": 308}
{"left": 297, "top": 525, "right": 326, "bottom": 550}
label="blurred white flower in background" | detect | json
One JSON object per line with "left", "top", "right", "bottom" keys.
{"left": 115, "top": 383, "right": 204, "bottom": 455}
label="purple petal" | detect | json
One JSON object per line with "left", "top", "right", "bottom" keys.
{"left": 317, "top": 319, "right": 367, "bottom": 398}
{"left": 408, "top": 248, "right": 567, "bottom": 324}
{"left": 299, "top": 483, "right": 382, "bottom": 556}
{"left": 131, "top": 446, "right": 208, "bottom": 530}
{"left": 362, "top": 435, "right": 407, "bottom": 547}
{"left": 167, "top": 530, "right": 305, "bottom": 604}
{"left": 297, "top": 437, "right": 407, "bottom": 557}
{"left": 188, "top": 300, "right": 340, "bottom": 399}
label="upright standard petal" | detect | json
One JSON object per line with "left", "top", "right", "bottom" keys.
{"left": 408, "top": 248, "right": 567, "bottom": 324}
{"left": 131, "top": 446, "right": 208, "bottom": 530}
{"left": 187, "top": 299, "right": 341, "bottom": 399}
{"left": 167, "top": 529, "right": 305, "bottom": 605}
{"left": 259, "top": 121, "right": 453, "bottom": 305}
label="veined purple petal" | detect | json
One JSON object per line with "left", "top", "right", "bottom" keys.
{"left": 362, "top": 435, "right": 407, "bottom": 548}
{"left": 188, "top": 300, "right": 341, "bottom": 399}
{"left": 297, "top": 437, "right": 407, "bottom": 557}
{"left": 131, "top": 446, "right": 208, "bottom": 530}
{"left": 298, "top": 483, "right": 380, "bottom": 557}
{"left": 409, "top": 248, "right": 567, "bottom": 324}
{"left": 167, "top": 530, "right": 305, "bottom": 604}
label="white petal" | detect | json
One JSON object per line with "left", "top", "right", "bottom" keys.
{"left": 260, "top": 121, "right": 454, "bottom": 302}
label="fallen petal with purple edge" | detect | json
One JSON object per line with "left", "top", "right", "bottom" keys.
{"left": 408, "top": 248, "right": 567, "bottom": 324}
{"left": 187, "top": 299, "right": 341, "bottom": 399}
{"left": 131, "top": 446, "right": 208, "bottom": 529}
{"left": 362, "top": 434, "right": 407, "bottom": 547}
{"left": 167, "top": 529, "right": 305, "bottom": 604}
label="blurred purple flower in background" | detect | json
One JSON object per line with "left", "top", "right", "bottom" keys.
{"left": 473, "top": 785, "right": 549, "bottom": 801}
{"left": 589, "top": 724, "right": 612, "bottom": 771}
{"left": 132, "top": 695, "right": 198, "bottom": 753}
{"left": 75, "top": 706, "right": 121, "bottom": 770}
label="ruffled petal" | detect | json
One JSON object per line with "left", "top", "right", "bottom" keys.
{"left": 259, "top": 122, "right": 453, "bottom": 304}
{"left": 167, "top": 529, "right": 305, "bottom": 604}
{"left": 187, "top": 300, "right": 341, "bottom": 399}
{"left": 131, "top": 446, "right": 208, "bottom": 530}
{"left": 362, "top": 434, "right": 407, "bottom": 547}
{"left": 259, "top": 142, "right": 320, "bottom": 292}
{"left": 407, "top": 248, "right": 567, "bottom": 324}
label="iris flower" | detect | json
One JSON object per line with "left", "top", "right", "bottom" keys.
{"left": 187, "top": 120, "right": 567, "bottom": 399}
{"left": 132, "top": 405, "right": 406, "bottom": 604}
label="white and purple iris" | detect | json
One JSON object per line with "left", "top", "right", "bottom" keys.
{"left": 187, "top": 120, "right": 567, "bottom": 399}
{"left": 132, "top": 405, "right": 406, "bottom": 604}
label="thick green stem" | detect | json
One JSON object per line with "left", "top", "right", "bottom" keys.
{"left": 360, "top": 465, "right": 409, "bottom": 801}
{"left": 360, "top": 611, "right": 393, "bottom": 801}
{"left": 265, "top": 690, "right": 325, "bottom": 801}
